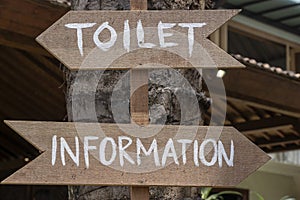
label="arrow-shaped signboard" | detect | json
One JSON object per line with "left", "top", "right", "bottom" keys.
{"left": 3, "top": 121, "right": 270, "bottom": 186}
{"left": 36, "top": 10, "right": 244, "bottom": 70}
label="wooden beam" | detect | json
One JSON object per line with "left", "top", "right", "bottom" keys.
{"left": 228, "top": 21, "right": 300, "bottom": 49}
{"left": 220, "top": 23, "right": 228, "bottom": 51}
{"left": 0, "top": 47, "right": 65, "bottom": 109}
{"left": 221, "top": 67, "right": 300, "bottom": 117}
{"left": 257, "top": 135, "right": 300, "bottom": 148}
{"left": 0, "top": 132, "right": 30, "bottom": 159}
{"left": 0, "top": 158, "right": 27, "bottom": 171}
{"left": 209, "top": 29, "right": 220, "bottom": 46}
{"left": 290, "top": 48, "right": 297, "bottom": 71}
{"left": 0, "top": 61, "right": 63, "bottom": 119}
{"left": 243, "top": 125, "right": 293, "bottom": 136}
{"left": 263, "top": 143, "right": 300, "bottom": 153}
{"left": 0, "top": 29, "right": 52, "bottom": 57}
{"left": 0, "top": 0, "right": 68, "bottom": 37}
{"left": 286, "top": 45, "right": 291, "bottom": 70}
{"left": 228, "top": 96, "right": 300, "bottom": 118}
{"left": 234, "top": 116, "right": 298, "bottom": 133}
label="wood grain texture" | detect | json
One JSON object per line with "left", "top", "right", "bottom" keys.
{"left": 0, "top": 28, "right": 52, "bottom": 57}
{"left": 130, "top": 69, "right": 149, "bottom": 125}
{"left": 36, "top": 10, "right": 244, "bottom": 70}
{"left": 131, "top": 186, "right": 149, "bottom": 199}
{"left": 0, "top": 0, "right": 68, "bottom": 37}
{"left": 130, "top": 0, "right": 147, "bottom": 10}
{"left": 2, "top": 121, "right": 270, "bottom": 186}
{"left": 222, "top": 67, "right": 300, "bottom": 117}
{"left": 130, "top": 0, "right": 150, "bottom": 198}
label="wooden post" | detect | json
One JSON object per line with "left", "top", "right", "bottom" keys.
{"left": 220, "top": 23, "right": 228, "bottom": 52}
{"left": 129, "top": 2, "right": 150, "bottom": 200}
{"left": 210, "top": 29, "right": 220, "bottom": 47}
{"left": 286, "top": 45, "right": 291, "bottom": 70}
{"left": 290, "top": 48, "right": 296, "bottom": 72}
{"left": 130, "top": 0, "right": 147, "bottom": 10}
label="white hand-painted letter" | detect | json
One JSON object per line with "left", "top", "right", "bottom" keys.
{"left": 162, "top": 138, "right": 179, "bottom": 166}
{"left": 60, "top": 136, "right": 79, "bottom": 167}
{"left": 65, "top": 23, "right": 96, "bottom": 56}
{"left": 137, "top": 20, "right": 156, "bottom": 48}
{"left": 123, "top": 20, "right": 130, "bottom": 52}
{"left": 84, "top": 136, "right": 99, "bottom": 169}
{"left": 99, "top": 137, "right": 117, "bottom": 166}
{"left": 51, "top": 135, "right": 57, "bottom": 166}
{"left": 158, "top": 21, "right": 178, "bottom": 48}
{"left": 93, "top": 22, "right": 117, "bottom": 51}
{"left": 199, "top": 139, "right": 217, "bottom": 166}
{"left": 218, "top": 140, "right": 234, "bottom": 167}
{"left": 136, "top": 138, "right": 160, "bottom": 166}
{"left": 178, "top": 23, "right": 207, "bottom": 57}
{"left": 118, "top": 136, "right": 135, "bottom": 166}
{"left": 177, "top": 139, "right": 192, "bottom": 165}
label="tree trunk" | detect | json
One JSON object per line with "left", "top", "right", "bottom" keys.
{"left": 67, "top": 0, "right": 210, "bottom": 199}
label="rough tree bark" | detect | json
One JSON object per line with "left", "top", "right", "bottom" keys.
{"left": 66, "top": 0, "right": 212, "bottom": 199}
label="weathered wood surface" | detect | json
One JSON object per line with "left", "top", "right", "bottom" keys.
{"left": 129, "top": 0, "right": 150, "bottom": 198}
{"left": 131, "top": 0, "right": 147, "bottom": 10}
{"left": 36, "top": 10, "right": 243, "bottom": 70}
{"left": 3, "top": 121, "right": 270, "bottom": 186}
{"left": 131, "top": 186, "right": 149, "bottom": 200}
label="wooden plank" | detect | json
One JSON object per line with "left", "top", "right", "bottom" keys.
{"left": 36, "top": 10, "right": 243, "bottom": 70}
{"left": 2, "top": 121, "right": 270, "bottom": 186}
{"left": 234, "top": 116, "right": 298, "bottom": 133}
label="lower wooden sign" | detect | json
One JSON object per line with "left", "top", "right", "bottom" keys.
{"left": 2, "top": 121, "right": 270, "bottom": 186}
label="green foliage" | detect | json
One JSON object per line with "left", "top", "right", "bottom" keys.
{"left": 252, "top": 192, "right": 265, "bottom": 200}
{"left": 200, "top": 187, "right": 242, "bottom": 200}
{"left": 279, "top": 196, "right": 296, "bottom": 200}
{"left": 252, "top": 192, "right": 296, "bottom": 200}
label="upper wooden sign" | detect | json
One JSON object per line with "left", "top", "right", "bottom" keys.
{"left": 36, "top": 10, "right": 244, "bottom": 70}
{"left": 3, "top": 121, "right": 270, "bottom": 186}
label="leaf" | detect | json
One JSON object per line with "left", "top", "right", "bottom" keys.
{"left": 252, "top": 191, "right": 264, "bottom": 200}
{"left": 280, "top": 196, "right": 296, "bottom": 200}
{"left": 206, "top": 191, "right": 242, "bottom": 200}
{"left": 216, "top": 191, "right": 242, "bottom": 196}
{"left": 201, "top": 187, "right": 212, "bottom": 199}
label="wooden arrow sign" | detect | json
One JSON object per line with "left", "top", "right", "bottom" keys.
{"left": 36, "top": 10, "right": 244, "bottom": 70}
{"left": 2, "top": 121, "right": 270, "bottom": 186}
